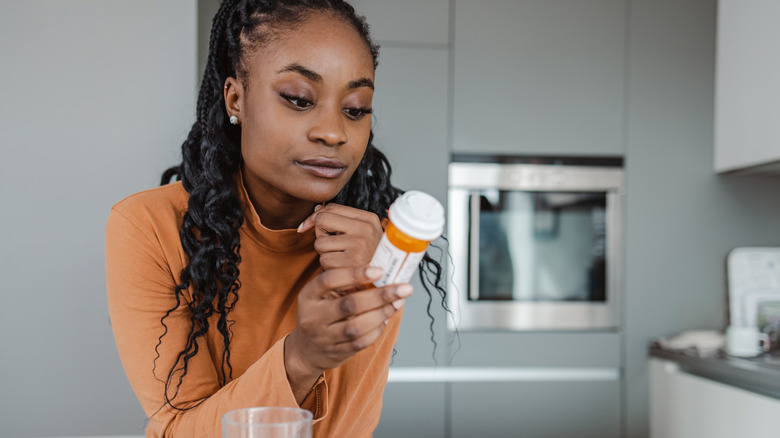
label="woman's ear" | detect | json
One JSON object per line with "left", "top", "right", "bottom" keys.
{"left": 223, "top": 78, "right": 243, "bottom": 124}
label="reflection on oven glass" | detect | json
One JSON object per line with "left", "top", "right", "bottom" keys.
{"left": 472, "top": 190, "right": 607, "bottom": 302}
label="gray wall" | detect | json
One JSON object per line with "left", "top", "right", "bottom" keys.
{"left": 623, "top": 0, "right": 780, "bottom": 436}
{"left": 0, "top": 1, "right": 197, "bottom": 436}
{"left": 198, "top": 0, "right": 221, "bottom": 84}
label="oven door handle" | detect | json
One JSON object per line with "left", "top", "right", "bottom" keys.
{"left": 469, "top": 192, "right": 481, "bottom": 301}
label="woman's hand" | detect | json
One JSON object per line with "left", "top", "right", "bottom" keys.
{"left": 297, "top": 203, "right": 383, "bottom": 270}
{"left": 284, "top": 266, "right": 413, "bottom": 402}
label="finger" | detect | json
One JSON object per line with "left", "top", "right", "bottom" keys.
{"left": 319, "top": 252, "right": 352, "bottom": 271}
{"left": 335, "top": 324, "right": 388, "bottom": 353}
{"left": 312, "top": 211, "right": 372, "bottom": 239}
{"left": 313, "top": 234, "right": 358, "bottom": 255}
{"left": 306, "top": 205, "right": 381, "bottom": 238}
{"left": 317, "top": 203, "right": 378, "bottom": 221}
{"left": 327, "top": 303, "right": 399, "bottom": 345}
{"left": 306, "top": 266, "right": 384, "bottom": 299}
{"left": 315, "top": 236, "right": 371, "bottom": 270}
{"left": 296, "top": 204, "right": 324, "bottom": 233}
{"left": 326, "top": 284, "right": 413, "bottom": 321}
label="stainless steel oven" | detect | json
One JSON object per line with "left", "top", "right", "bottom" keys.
{"left": 448, "top": 155, "right": 625, "bottom": 331}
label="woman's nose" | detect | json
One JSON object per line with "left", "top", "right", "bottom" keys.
{"left": 308, "top": 107, "right": 348, "bottom": 146}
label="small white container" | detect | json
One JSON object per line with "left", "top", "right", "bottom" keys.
{"left": 726, "top": 325, "right": 770, "bottom": 357}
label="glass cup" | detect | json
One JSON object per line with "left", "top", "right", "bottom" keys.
{"left": 222, "top": 407, "right": 313, "bottom": 438}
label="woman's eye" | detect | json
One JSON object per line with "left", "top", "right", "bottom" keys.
{"left": 281, "top": 93, "right": 313, "bottom": 110}
{"left": 344, "top": 107, "right": 373, "bottom": 120}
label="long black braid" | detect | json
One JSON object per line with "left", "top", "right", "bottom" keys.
{"left": 156, "top": 0, "right": 450, "bottom": 411}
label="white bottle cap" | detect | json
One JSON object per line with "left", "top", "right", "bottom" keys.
{"left": 387, "top": 191, "right": 445, "bottom": 242}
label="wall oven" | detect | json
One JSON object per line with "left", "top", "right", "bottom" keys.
{"left": 448, "top": 155, "right": 625, "bottom": 331}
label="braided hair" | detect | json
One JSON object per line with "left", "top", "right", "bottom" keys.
{"left": 157, "top": 0, "right": 450, "bottom": 411}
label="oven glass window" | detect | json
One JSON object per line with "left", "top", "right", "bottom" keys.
{"left": 470, "top": 190, "right": 607, "bottom": 302}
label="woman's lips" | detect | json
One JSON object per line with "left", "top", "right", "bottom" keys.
{"left": 297, "top": 158, "right": 347, "bottom": 179}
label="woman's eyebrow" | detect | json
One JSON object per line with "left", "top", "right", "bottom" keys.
{"left": 348, "top": 78, "right": 374, "bottom": 90}
{"left": 278, "top": 63, "right": 322, "bottom": 82}
{"left": 277, "top": 63, "right": 374, "bottom": 90}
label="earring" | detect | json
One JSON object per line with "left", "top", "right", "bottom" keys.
{"left": 230, "top": 115, "right": 239, "bottom": 125}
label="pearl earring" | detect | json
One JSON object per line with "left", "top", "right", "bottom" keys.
{"left": 230, "top": 115, "right": 239, "bottom": 125}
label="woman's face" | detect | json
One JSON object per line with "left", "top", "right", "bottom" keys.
{"left": 227, "top": 12, "right": 375, "bottom": 213}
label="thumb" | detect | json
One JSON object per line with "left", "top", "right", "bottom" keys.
{"left": 297, "top": 204, "right": 323, "bottom": 233}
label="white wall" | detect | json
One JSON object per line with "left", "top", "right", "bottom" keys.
{"left": 0, "top": 1, "right": 197, "bottom": 436}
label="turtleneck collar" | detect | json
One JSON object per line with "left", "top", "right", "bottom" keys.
{"left": 235, "top": 169, "right": 316, "bottom": 254}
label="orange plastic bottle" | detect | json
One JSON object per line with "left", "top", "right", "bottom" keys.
{"left": 368, "top": 191, "right": 445, "bottom": 288}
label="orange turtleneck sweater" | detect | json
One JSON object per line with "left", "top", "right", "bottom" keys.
{"left": 105, "top": 177, "right": 401, "bottom": 438}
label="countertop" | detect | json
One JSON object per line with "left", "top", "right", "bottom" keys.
{"left": 648, "top": 343, "right": 780, "bottom": 400}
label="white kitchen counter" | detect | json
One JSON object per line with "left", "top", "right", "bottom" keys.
{"left": 650, "top": 359, "right": 780, "bottom": 438}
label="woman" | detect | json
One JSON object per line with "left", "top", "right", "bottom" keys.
{"left": 105, "top": 0, "right": 445, "bottom": 436}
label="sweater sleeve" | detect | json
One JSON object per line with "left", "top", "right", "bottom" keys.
{"left": 105, "top": 207, "right": 326, "bottom": 438}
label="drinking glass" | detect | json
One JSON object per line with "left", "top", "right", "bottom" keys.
{"left": 222, "top": 407, "right": 313, "bottom": 438}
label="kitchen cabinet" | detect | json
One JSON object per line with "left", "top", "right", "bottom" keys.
{"left": 349, "top": 0, "right": 449, "bottom": 45}
{"left": 451, "top": 380, "right": 621, "bottom": 438}
{"left": 367, "top": 36, "right": 450, "bottom": 438}
{"left": 452, "top": 0, "right": 626, "bottom": 156}
{"left": 370, "top": 45, "right": 450, "bottom": 365}
{"left": 714, "top": 0, "right": 780, "bottom": 174}
{"left": 375, "top": 383, "right": 447, "bottom": 438}
{"left": 449, "top": 332, "right": 621, "bottom": 368}
{"left": 347, "top": 0, "right": 450, "bottom": 361}
{"left": 371, "top": 46, "right": 449, "bottom": 207}
{"left": 650, "top": 359, "right": 780, "bottom": 438}
{"left": 447, "top": 332, "right": 622, "bottom": 437}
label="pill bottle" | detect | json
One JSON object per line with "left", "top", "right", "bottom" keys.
{"left": 368, "top": 191, "right": 445, "bottom": 288}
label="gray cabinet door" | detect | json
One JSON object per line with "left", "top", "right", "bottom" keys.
{"left": 452, "top": 0, "right": 626, "bottom": 156}
{"left": 371, "top": 46, "right": 451, "bottom": 366}
{"left": 349, "top": 0, "right": 449, "bottom": 45}
{"left": 372, "top": 46, "right": 449, "bottom": 203}
{"left": 450, "top": 380, "right": 621, "bottom": 438}
{"left": 375, "top": 382, "right": 447, "bottom": 438}
{"left": 714, "top": 0, "right": 780, "bottom": 173}
{"left": 449, "top": 332, "right": 621, "bottom": 367}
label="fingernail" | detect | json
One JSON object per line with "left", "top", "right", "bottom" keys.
{"left": 396, "top": 284, "right": 413, "bottom": 298}
{"left": 366, "top": 266, "right": 384, "bottom": 279}
{"left": 297, "top": 222, "right": 305, "bottom": 233}
{"left": 314, "top": 204, "right": 323, "bottom": 212}
{"left": 392, "top": 299, "right": 405, "bottom": 310}
{"left": 384, "top": 319, "right": 389, "bottom": 325}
